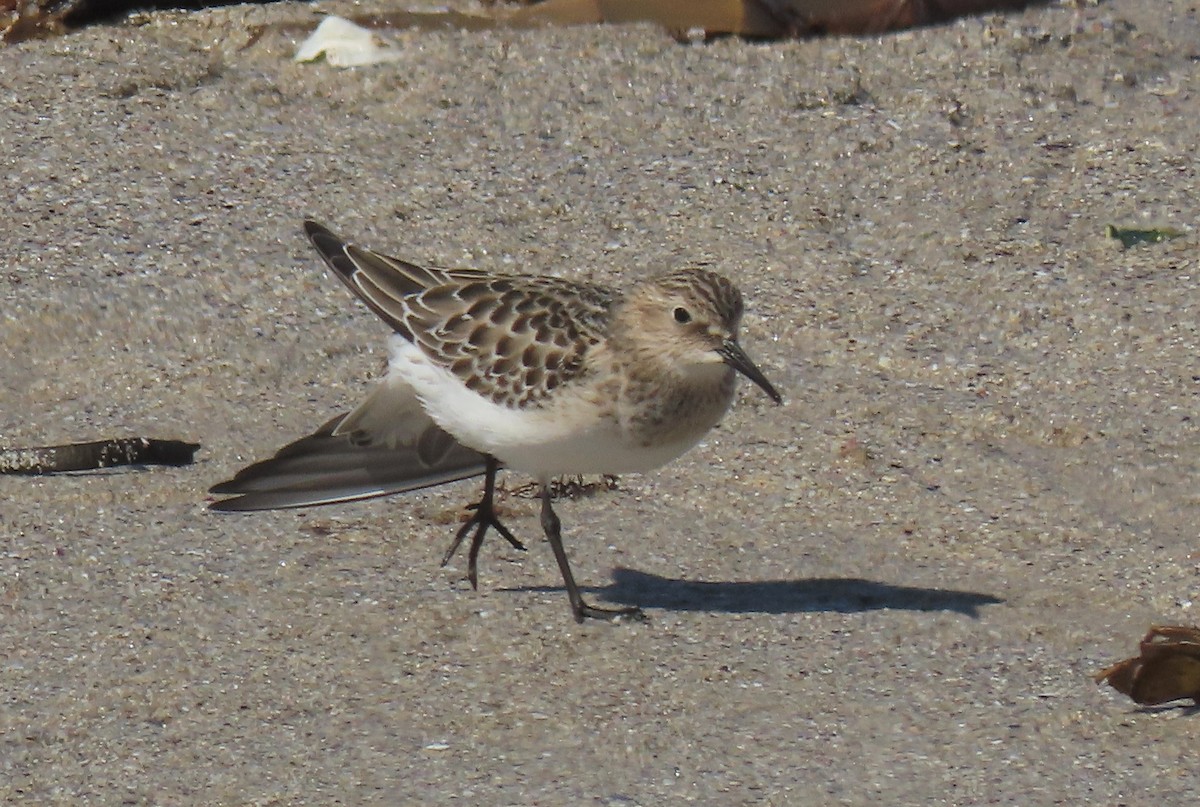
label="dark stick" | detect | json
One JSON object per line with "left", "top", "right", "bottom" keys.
{"left": 0, "top": 438, "right": 200, "bottom": 475}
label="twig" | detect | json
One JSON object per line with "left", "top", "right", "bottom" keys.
{"left": 0, "top": 438, "right": 200, "bottom": 475}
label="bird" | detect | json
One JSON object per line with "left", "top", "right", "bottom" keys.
{"left": 210, "top": 220, "right": 782, "bottom": 622}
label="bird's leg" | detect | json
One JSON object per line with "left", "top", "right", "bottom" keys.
{"left": 441, "top": 456, "right": 524, "bottom": 589}
{"left": 539, "top": 482, "right": 644, "bottom": 623}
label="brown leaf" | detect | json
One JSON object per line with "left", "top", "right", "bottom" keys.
{"left": 1095, "top": 625, "right": 1200, "bottom": 706}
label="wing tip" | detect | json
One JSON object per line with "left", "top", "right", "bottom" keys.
{"left": 303, "top": 219, "right": 349, "bottom": 268}
{"left": 303, "top": 218, "right": 334, "bottom": 240}
{"left": 207, "top": 497, "right": 245, "bottom": 512}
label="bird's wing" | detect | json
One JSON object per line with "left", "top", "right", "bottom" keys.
{"left": 401, "top": 274, "right": 614, "bottom": 407}
{"left": 209, "top": 376, "right": 488, "bottom": 511}
{"left": 303, "top": 219, "right": 618, "bottom": 408}
{"left": 304, "top": 219, "right": 487, "bottom": 340}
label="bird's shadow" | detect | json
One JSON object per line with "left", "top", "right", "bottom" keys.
{"left": 512, "top": 567, "right": 1003, "bottom": 618}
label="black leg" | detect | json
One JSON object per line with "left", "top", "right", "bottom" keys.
{"left": 540, "top": 483, "right": 644, "bottom": 623}
{"left": 441, "top": 456, "right": 524, "bottom": 589}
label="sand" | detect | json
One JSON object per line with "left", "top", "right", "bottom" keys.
{"left": 2, "top": 1, "right": 1198, "bottom": 803}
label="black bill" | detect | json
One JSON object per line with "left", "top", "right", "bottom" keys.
{"left": 717, "top": 340, "right": 783, "bottom": 404}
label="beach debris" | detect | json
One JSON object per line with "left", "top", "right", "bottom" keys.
{"left": 289, "top": 0, "right": 1049, "bottom": 53}
{"left": 1, "top": 0, "right": 73, "bottom": 43}
{"left": 294, "top": 16, "right": 404, "bottom": 67}
{"left": 1094, "top": 625, "right": 1200, "bottom": 706}
{"left": 503, "top": 0, "right": 1048, "bottom": 38}
{"left": 4, "top": 0, "right": 1051, "bottom": 46}
{"left": 0, "top": 437, "right": 200, "bottom": 474}
{"left": 1105, "top": 224, "right": 1185, "bottom": 249}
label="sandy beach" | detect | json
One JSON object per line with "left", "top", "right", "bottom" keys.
{"left": 2, "top": 1, "right": 1198, "bottom": 802}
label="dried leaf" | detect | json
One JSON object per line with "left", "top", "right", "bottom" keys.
{"left": 1095, "top": 625, "right": 1200, "bottom": 706}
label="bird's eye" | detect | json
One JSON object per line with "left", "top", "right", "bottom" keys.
{"left": 673, "top": 307, "right": 692, "bottom": 324}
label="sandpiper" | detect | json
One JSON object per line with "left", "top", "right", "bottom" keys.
{"left": 211, "top": 221, "right": 782, "bottom": 622}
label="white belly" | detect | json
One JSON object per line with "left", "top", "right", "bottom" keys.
{"left": 388, "top": 337, "right": 711, "bottom": 478}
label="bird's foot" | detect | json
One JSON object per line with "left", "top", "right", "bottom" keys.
{"left": 441, "top": 498, "right": 524, "bottom": 589}
{"left": 573, "top": 601, "right": 646, "bottom": 623}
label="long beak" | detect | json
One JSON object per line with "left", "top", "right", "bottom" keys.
{"left": 717, "top": 340, "right": 783, "bottom": 404}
